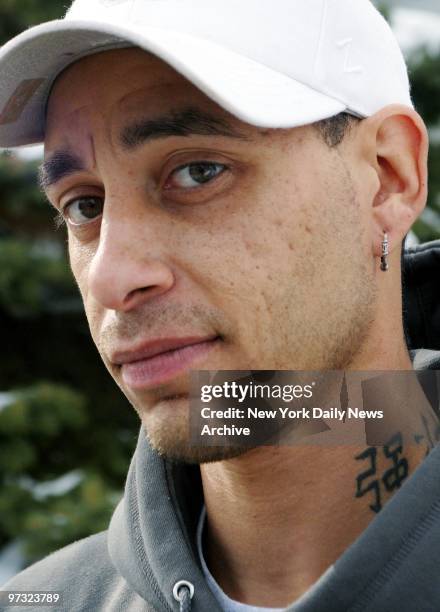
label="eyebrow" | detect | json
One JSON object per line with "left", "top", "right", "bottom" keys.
{"left": 120, "top": 106, "right": 248, "bottom": 150}
{"left": 39, "top": 107, "right": 248, "bottom": 190}
{"left": 39, "top": 151, "right": 85, "bottom": 190}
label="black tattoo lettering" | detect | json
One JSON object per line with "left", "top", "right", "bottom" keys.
{"left": 382, "top": 432, "right": 408, "bottom": 492}
{"left": 355, "top": 432, "right": 409, "bottom": 514}
{"left": 355, "top": 447, "right": 381, "bottom": 513}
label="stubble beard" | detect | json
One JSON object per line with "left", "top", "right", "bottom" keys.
{"left": 137, "top": 394, "right": 256, "bottom": 464}
{"left": 136, "top": 230, "right": 378, "bottom": 464}
{"left": 139, "top": 279, "right": 377, "bottom": 466}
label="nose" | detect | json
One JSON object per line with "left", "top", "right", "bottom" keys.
{"left": 87, "top": 212, "right": 175, "bottom": 312}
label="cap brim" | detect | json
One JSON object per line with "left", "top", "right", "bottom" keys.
{"left": 0, "top": 19, "right": 347, "bottom": 147}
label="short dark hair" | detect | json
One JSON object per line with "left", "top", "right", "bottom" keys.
{"left": 315, "top": 112, "right": 361, "bottom": 147}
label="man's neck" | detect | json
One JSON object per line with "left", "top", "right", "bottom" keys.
{"left": 199, "top": 364, "right": 438, "bottom": 608}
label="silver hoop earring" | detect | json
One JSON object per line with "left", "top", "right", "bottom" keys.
{"left": 380, "top": 231, "right": 389, "bottom": 272}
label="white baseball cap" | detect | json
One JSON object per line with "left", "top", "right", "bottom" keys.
{"left": 0, "top": 0, "right": 412, "bottom": 148}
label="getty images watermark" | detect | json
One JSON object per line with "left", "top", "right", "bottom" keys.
{"left": 188, "top": 370, "right": 440, "bottom": 447}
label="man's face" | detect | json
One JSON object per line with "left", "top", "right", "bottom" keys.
{"left": 44, "top": 48, "right": 377, "bottom": 462}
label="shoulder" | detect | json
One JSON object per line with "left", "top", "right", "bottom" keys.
{"left": 1, "top": 532, "right": 150, "bottom": 611}
{"left": 3, "top": 531, "right": 112, "bottom": 590}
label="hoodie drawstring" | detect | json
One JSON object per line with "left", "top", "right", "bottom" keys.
{"left": 173, "top": 580, "right": 194, "bottom": 612}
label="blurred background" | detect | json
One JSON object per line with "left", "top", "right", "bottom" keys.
{"left": 1, "top": 0, "right": 440, "bottom": 584}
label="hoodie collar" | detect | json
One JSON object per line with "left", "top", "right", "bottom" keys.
{"left": 108, "top": 428, "right": 221, "bottom": 611}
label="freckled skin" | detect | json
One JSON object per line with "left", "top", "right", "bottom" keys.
{"left": 45, "top": 49, "right": 398, "bottom": 462}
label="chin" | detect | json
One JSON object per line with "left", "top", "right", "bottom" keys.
{"left": 138, "top": 396, "right": 253, "bottom": 464}
{"left": 151, "top": 439, "right": 254, "bottom": 465}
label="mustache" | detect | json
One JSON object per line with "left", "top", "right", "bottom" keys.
{"left": 95, "top": 302, "right": 228, "bottom": 355}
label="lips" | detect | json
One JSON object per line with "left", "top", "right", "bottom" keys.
{"left": 111, "top": 336, "right": 220, "bottom": 390}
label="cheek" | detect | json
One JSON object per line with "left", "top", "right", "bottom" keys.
{"left": 68, "top": 237, "right": 102, "bottom": 333}
{"left": 232, "top": 181, "right": 319, "bottom": 288}
{"left": 68, "top": 237, "right": 92, "bottom": 295}
{"left": 180, "top": 183, "right": 315, "bottom": 341}
{"left": 202, "top": 163, "right": 358, "bottom": 332}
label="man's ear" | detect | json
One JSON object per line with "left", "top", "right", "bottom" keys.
{"left": 360, "top": 104, "right": 429, "bottom": 260}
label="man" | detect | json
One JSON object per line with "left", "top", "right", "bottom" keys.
{"left": 0, "top": 0, "right": 440, "bottom": 610}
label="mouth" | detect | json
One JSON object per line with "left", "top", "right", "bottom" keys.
{"left": 112, "top": 335, "right": 221, "bottom": 390}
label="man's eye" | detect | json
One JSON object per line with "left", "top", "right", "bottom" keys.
{"left": 63, "top": 196, "right": 104, "bottom": 225}
{"left": 166, "top": 162, "right": 227, "bottom": 189}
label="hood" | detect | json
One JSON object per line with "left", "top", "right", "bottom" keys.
{"left": 107, "top": 429, "right": 220, "bottom": 612}
{"left": 403, "top": 240, "right": 440, "bottom": 351}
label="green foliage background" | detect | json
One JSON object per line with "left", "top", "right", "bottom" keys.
{"left": 0, "top": 0, "right": 439, "bottom": 576}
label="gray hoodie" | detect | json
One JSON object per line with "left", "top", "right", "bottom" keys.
{"left": 2, "top": 350, "right": 440, "bottom": 612}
